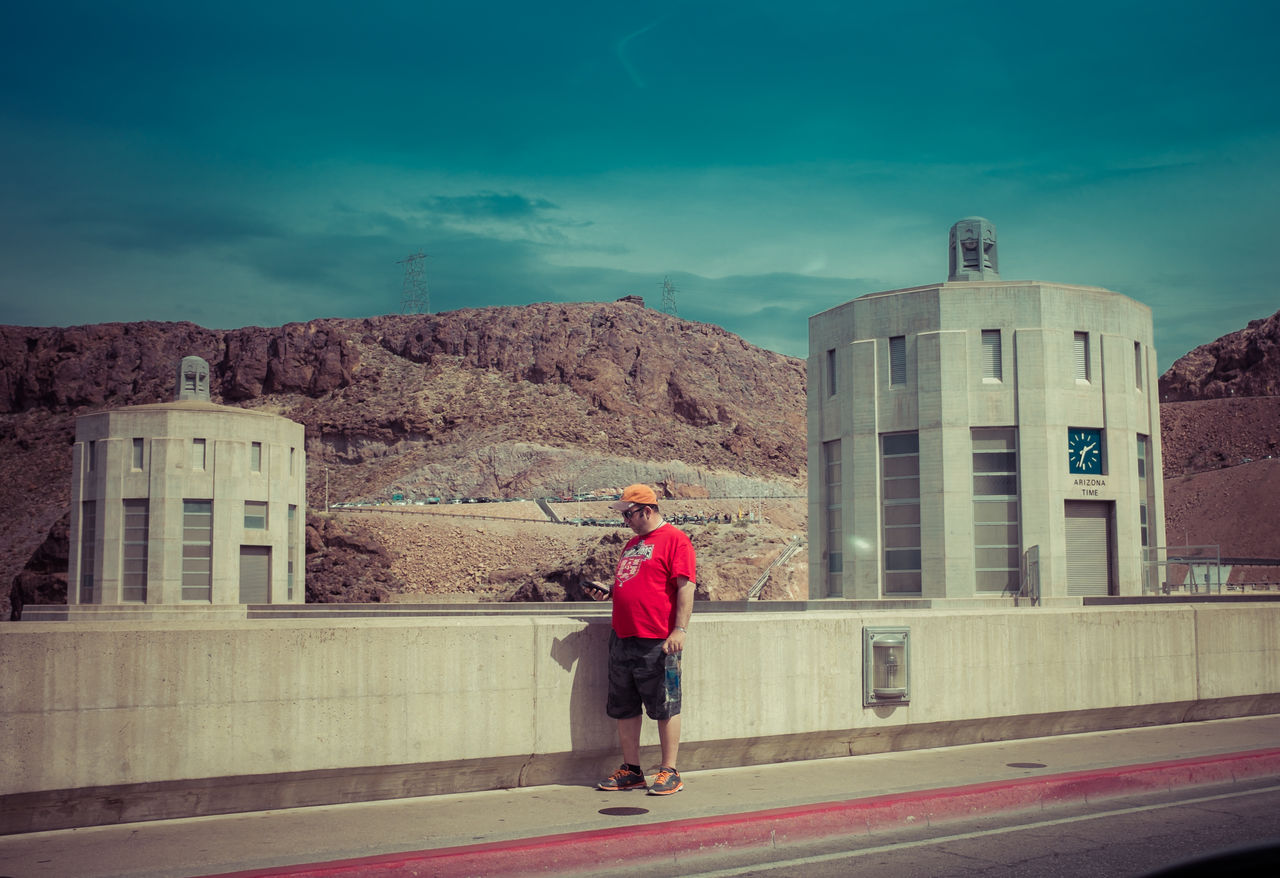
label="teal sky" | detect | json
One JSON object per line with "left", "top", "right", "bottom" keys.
{"left": 2, "top": 1, "right": 1277, "bottom": 372}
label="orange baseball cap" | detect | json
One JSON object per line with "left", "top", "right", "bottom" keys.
{"left": 610, "top": 483, "right": 658, "bottom": 511}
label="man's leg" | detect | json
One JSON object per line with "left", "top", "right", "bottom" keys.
{"left": 618, "top": 714, "right": 643, "bottom": 766}
{"left": 657, "top": 714, "right": 680, "bottom": 769}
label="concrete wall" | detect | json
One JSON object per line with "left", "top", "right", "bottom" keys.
{"left": 808, "top": 281, "right": 1165, "bottom": 600}
{"left": 3, "top": 602, "right": 1279, "bottom": 833}
{"left": 70, "top": 402, "right": 307, "bottom": 606}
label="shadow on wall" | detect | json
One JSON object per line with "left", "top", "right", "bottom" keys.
{"left": 8, "top": 512, "right": 69, "bottom": 619}
{"left": 549, "top": 620, "right": 616, "bottom": 775}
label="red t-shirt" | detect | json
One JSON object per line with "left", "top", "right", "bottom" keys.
{"left": 611, "top": 522, "right": 697, "bottom": 639}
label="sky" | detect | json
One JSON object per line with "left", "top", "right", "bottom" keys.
{"left": 2, "top": 1, "right": 1278, "bottom": 373}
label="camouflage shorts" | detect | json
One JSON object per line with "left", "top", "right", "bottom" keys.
{"left": 606, "top": 630, "right": 681, "bottom": 721}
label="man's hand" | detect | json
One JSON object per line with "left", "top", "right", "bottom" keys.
{"left": 584, "top": 580, "right": 612, "bottom": 601}
{"left": 664, "top": 577, "right": 694, "bottom": 653}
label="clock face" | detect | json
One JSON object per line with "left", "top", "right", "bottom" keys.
{"left": 1068, "top": 429, "right": 1103, "bottom": 474}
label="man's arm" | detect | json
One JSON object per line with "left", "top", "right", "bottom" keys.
{"left": 663, "top": 576, "right": 694, "bottom": 654}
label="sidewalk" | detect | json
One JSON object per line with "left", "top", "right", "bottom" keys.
{"left": 3, "top": 715, "right": 1279, "bottom": 878}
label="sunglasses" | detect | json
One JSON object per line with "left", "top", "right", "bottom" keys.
{"left": 622, "top": 506, "right": 647, "bottom": 521}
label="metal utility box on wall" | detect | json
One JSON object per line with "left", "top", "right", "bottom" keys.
{"left": 863, "top": 626, "right": 910, "bottom": 706}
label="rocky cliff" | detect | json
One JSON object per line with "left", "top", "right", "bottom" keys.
{"left": 293, "top": 303, "right": 805, "bottom": 504}
{"left": 0, "top": 319, "right": 357, "bottom": 413}
{"left": 1159, "top": 309, "right": 1280, "bottom": 402}
{"left": 1158, "top": 309, "right": 1280, "bottom": 569}
{"left": 8, "top": 300, "right": 1280, "bottom": 615}
{"left": 1, "top": 300, "right": 807, "bottom": 614}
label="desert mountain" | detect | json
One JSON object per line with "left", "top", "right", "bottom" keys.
{"left": 5, "top": 303, "right": 1279, "bottom": 616}
{"left": 1, "top": 300, "right": 807, "bottom": 614}
{"left": 1159, "top": 309, "right": 1280, "bottom": 402}
{"left": 1159, "top": 308, "right": 1280, "bottom": 576}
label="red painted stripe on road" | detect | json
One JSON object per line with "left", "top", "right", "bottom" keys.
{"left": 205, "top": 747, "right": 1280, "bottom": 878}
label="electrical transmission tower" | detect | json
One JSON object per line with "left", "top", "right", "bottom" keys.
{"left": 397, "top": 252, "right": 431, "bottom": 314}
{"left": 659, "top": 276, "right": 678, "bottom": 316}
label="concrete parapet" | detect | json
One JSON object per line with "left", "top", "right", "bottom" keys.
{"left": 2, "top": 602, "right": 1279, "bottom": 833}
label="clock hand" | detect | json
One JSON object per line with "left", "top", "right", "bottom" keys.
{"left": 1076, "top": 442, "right": 1095, "bottom": 467}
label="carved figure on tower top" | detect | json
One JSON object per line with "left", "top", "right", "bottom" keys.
{"left": 176, "top": 356, "right": 211, "bottom": 402}
{"left": 948, "top": 217, "right": 1000, "bottom": 281}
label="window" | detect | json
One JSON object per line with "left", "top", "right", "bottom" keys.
{"left": 182, "top": 500, "right": 213, "bottom": 601}
{"left": 290, "top": 447, "right": 296, "bottom": 475}
{"left": 981, "top": 330, "right": 1002, "bottom": 381}
{"left": 882, "top": 432, "right": 921, "bottom": 594}
{"left": 826, "top": 349, "right": 837, "bottom": 396}
{"left": 87, "top": 440, "right": 96, "bottom": 472}
{"left": 823, "top": 440, "right": 842, "bottom": 596}
{"left": 79, "top": 500, "right": 97, "bottom": 603}
{"left": 131, "top": 438, "right": 144, "bottom": 471}
{"left": 288, "top": 505, "right": 298, "bottom": 600}
{"left": 973, "top": 428, "right": 1020, "bottom": 593}
{"left": 1138, "top": 433, "right": 1157, "bottom": 590}
{"left": 244, "top": 501, "right": 268, "bottom": 529}
{"left": 193, "top": 438, "right": 207, "bottom": 470}
{"left": 1134, "top": 341, "right": 1143, "bottom": 391}
{"left": 1074, "top": 332, "right": 1090, "bottom": 382}
{"left": 250, "top": 442, "right": 262, "bottom": 473}
{"left": 1138, "top": 434, "right": 1150, "bottom": 547}
{"left": 122, "top": 499, "right": 148, "bottom": 602}
{"left": 889, "top": 336, "right": 906, "bottom": 386}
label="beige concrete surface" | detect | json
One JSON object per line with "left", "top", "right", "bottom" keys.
{"left": 1, "top": 714, "right": 1277, "bottom": 878}
{"left": 4, "top": 604, "right": 1279, "bottom": 830}
{"left": 71, "top": 401, "right": 307, "bottom": 608}
{"left": 808, "top": 280, "right": 1164, "bottom": 600}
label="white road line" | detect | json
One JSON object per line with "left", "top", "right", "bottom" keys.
{"left": 681, "top": 784, "right": 1280, "bottom": 877}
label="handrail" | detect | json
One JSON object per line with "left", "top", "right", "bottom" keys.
{"left": 535, "top": 498, "right": 560, "bottom": 523}
{"left": 748, "top": 536, "right": 803, "bottom": 599}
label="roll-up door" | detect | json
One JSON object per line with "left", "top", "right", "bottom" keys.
{"left": 1065, "top": 501, "right": 1112, "bottom": 596}
{"left": 239, "top": 546, "right": 271, "bottom": 603}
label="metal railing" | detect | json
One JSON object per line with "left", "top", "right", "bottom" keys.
{"left": 1144, "top": 545, "right": 1224, "bottom": 595}
{"left": 1019, "top": 545, "right": 1040, "bottom": 606}
{"left": 748, "top": 537, "right": 804, "bottom": 599}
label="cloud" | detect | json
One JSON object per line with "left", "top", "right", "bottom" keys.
{"left": 45, "top": 200, "right": 282, "bottom": 255}
{"left": 670, "top": 272, "right": 862, "bottom": 358}
{"left": 407, "top": 190, "right": 592, "bottom": 250}
{"left": 1, "top": 2, "right": 1277, "bottom": 377}
{"left": 615, "top": 16, "right": 668, "bottom": 88}
{"left": 422, "top": 192, "right": 560, "bottom": 221}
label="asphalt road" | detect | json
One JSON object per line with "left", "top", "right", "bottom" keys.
{"left": 610, "top": 779, "right": 1280, "bottom": 878}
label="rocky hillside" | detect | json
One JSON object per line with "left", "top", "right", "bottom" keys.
{"left": 287, "top": 303, "right": 805, "bottom": 503}
{"left": 1159, "top": 309, "right": 1280, "bottom": 402}
{"left": 302, "top": 497, "right": 808, "bottom": 606}
{"left": 1158, "top": 308, "right": 1280, "bottom": 568}
{"left": 6, "top": 301, "right": 1280, "bottom": 615}
{"left": 1, "top": 300, "right": 807, "bottom": 615}
{"left": 1159, "top": 396, "right": 1280, "bottom": 476}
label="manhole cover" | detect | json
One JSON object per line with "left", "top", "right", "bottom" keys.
{"left": 599, "top": 806, "right": 650, "bottom": 816}
{"left": 1006, "top": 762, "right": 1048, "bottom": 769}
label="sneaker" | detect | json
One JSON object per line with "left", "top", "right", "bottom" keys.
{"left": 648, "top": 766, "right": 683, "bottom": 796}
{"left": 598, "top": 764, "right": 647, "bottom": 791}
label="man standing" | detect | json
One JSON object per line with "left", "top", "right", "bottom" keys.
{"left": 596, "top": 484, "right": 696, "bottom": 796}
